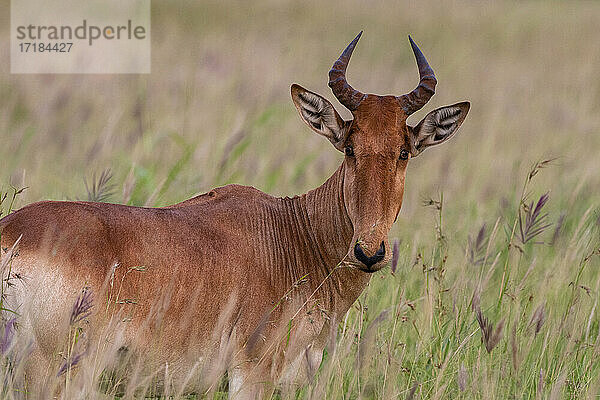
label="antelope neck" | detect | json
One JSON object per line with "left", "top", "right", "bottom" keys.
{"left": 264, "top": 164, "right": 371, "bottom": 308}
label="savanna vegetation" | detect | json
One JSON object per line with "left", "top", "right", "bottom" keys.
{"left": 1, "top": 0, "right": 600, "bottom": 398}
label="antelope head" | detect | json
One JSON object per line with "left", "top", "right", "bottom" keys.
{"left": 291, "top": 32, "right": 469, "bottom": 272}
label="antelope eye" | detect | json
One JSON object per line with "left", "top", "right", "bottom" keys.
{"left": 399, "top": 149, "right": 409, "bottom": 160}
{"left": 344, "top": 146, "right": 354, "bottom": 156}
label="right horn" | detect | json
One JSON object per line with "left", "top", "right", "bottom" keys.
{"left": 328, "top": 32, "right": 366, "bottom": 111}
{"left": 398, "top": 36, "right": 437, "bottom": 116}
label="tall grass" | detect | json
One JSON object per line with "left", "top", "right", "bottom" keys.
{"left": 1, "top": 0, "right": 600, "bottom": 398}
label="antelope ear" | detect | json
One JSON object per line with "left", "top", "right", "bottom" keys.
{"left": 291, "top": 84, "right": 349, "bottom": 151}
{"left": 409, "top": 102, "right": 470, "bottom": 156}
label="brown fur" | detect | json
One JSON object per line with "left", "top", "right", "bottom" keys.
{"left": 0, "top": 34, "right": 468, "bottom": 399}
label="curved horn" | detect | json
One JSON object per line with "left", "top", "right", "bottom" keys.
{"left": 398, "top": 36, "right": 437, "bottom": 116}
{"left": 328, "top": 32, "right": 366, "bottom": 111}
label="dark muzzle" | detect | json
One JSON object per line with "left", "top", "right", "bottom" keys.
{"left": 354, "top": 241, "right": 385, "bottom": 269}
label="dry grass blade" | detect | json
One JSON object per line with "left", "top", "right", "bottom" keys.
{"left": 358, "top": 309, "right": 389, "bottom": 370}
{"left": 121, "top": 166, "right": 136, "bottom": 204}
{"left": 391, "top": 239, "right": 400, "bottom": 274}
{"left": 457, "top": 363, "right": 468, "bottom": 392}
{"left": 511, "top": 322, "right": 519, "bottom": 371}
{"left": 406, "top": 381, "right": 418, "bottom": 400}
{"left": 0, "top": 186, "right": 27, "bottom": 218}
{"left": 549, "top": 212, "right": 565, "bottom": 245}
{"left": 218, "top": 112, "right": 247, "bottom": 171}
{"left": 0, "top": 318, "right": 16, "bottom": 354}
{"left": 0, "top": 191, "right": 7, "bottom": 212}
{"left": 529, "top": 303, "right": 546, "bottom": 337}
{"left": 467, "top": 224, "right": 487, "bottom": 265}
{"left": 471, "top": 289, "right": 481, "bottom": 313}
{"left": 475, "top": 307, "right": 504, "bottom": 353}
{"left": 537, "top": 369, "right": 544, "bottom": 400}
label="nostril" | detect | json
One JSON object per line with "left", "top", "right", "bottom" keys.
{"left": 354, "top": 242, "right": 386, "bottom": 268}
{"left": 375, "top": 241, "right": 385, "bottom": 258}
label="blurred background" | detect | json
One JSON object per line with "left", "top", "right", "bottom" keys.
{"left": 1, "top": 0, "right": 598, "bottom": 227}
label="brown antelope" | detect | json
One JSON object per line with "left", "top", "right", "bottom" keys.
{"left": 0, "top": 32, "right": 468, "bottom": 398}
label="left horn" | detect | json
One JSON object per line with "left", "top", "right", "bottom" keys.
{"left": 328, "top": 31, "right": 366, "bottom": 111}
{"left": 398, "top": 36, "right": 437, "bottom": 116}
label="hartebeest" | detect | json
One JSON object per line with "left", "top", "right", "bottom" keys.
{"left": 0, "top": 32, "right": 468, "bottom": 398}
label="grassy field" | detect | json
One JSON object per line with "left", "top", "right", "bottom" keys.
{"left": 2, "top": 0, "right": 600, "bottom": 398}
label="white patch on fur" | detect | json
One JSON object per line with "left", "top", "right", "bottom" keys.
{"left": 228, "top": 367, "right": 245, "bottom": 398}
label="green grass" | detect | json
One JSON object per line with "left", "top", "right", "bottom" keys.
{"left": 2, "top": 0, "right": 600, "bottom": 398}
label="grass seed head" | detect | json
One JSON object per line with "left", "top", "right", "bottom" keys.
{"left": 84, "top": 169, "right": 115, "bottom": 203}
{"left": 529, "top": 303, "right": 546, "bottom": 336}
{"left": 475, "top": 307, "right": 504, "bottom": 353}
{"left": 70, "top": 287, "right": 94, "bottom": 326}
{"left": 518, "top": 192, "right": 552, "bottom": 246}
